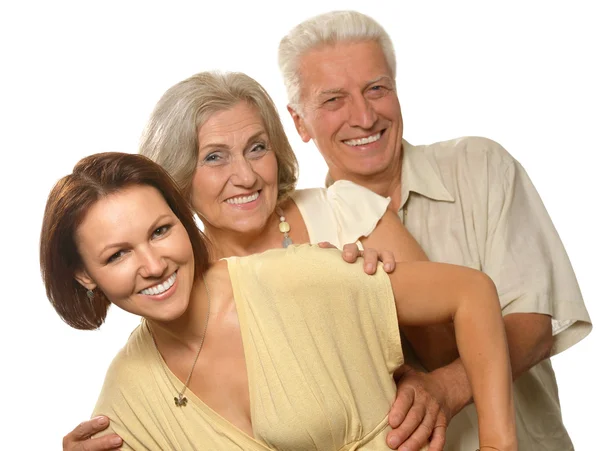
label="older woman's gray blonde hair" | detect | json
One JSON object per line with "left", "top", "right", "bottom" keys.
{"left": 278, "top": 10, "right": 396, "bottom": 112}
{"left": 139, "top": 71, "right": 298, "bottom": 204}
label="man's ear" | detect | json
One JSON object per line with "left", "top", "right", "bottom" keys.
{"left": 287, "top": 105, "right": 312, "bottom": 143}
{"left": 74, "top": 269, "right": 97, "bottom": 291}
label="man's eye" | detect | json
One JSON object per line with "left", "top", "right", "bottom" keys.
{"left": 367, "top": 85, "right": 389, "bottom": 98}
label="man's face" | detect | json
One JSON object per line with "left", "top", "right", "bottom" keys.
{"left": 290, "top": 40, "right": 403, "bottom": 182}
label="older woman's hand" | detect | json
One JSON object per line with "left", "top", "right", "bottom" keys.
{"left": 318, "top": 242, "right": 396, "bottom": 274}
{"left": 62, "top": 417, "right": 122, "bottom": 451}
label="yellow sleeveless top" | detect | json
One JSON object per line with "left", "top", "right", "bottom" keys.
{"left": 92, "top": 245, "right": 404, "bottom": 450}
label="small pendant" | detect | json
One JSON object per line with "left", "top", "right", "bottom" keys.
{"left": 282, "top": 236, "right": 293, "bottom": 248}
{"left": 174, "top": 394, "right": 188, "bottom": 407}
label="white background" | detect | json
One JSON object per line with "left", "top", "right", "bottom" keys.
{"left": 1, "top": 1, "right": 598, "bottom": 449}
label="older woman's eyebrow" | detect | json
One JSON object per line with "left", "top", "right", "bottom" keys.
{"left": 243, "top": 130, "right": 268, "bottom": 146}
{"left": 199, "top": 130, "right": 268, "bottom": 153}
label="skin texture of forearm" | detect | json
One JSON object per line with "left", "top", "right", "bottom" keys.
{"left": 429, "top": 312, "right": 554, "bottom": 417}
{"left": 451, "top": 274, "right": 515, "bottom": 449}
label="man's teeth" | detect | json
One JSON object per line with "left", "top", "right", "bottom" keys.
{"left": 141, "top": 272, "right": 177, "bottom": 296}
{"left": 226, "top": 192, "right": 259, "bottom": 205}
{"left": 344, "top": 132, "right": 382, "bottom": 146}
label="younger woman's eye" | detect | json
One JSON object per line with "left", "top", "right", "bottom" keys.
{"left": 152, "top": 224, "right": 171, "bottom": 239}
{"left": 107, "top": 250, "right": 125, "bottom": 264}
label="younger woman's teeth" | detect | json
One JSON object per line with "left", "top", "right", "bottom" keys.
{"left": 226, "top": 192, "right": 259, "bottom": 205}
{"left": 344, "top": 132, "right": 382, "bottom": 146}
{"left": 141, "top": 272, "right": 177, "bottom": 296}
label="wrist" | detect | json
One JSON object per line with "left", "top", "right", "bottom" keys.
{"left": 430, "top": 358, "right": 472, "bottom": 417}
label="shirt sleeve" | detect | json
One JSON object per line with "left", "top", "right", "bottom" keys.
{"left": 293, "top": 181, "right": 391, "bottom": 248}
{"left": 483, "top": 146, "right": 591, "bottom": 355}
{"left": 326, "top": 180, "right": 391, "bottom": 246}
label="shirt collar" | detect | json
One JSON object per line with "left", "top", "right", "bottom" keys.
{"left": 400, "top": 139, "right": 454, "bottom": 209}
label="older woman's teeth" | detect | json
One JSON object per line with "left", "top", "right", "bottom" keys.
{"left": 226, "top": 192, "right": 259, "bottom": 205}
{"left": 344, "top": 132, "right": 382, "bottom": 146}
{"left": 141, "top": 272, "right": 177, "bottom": 295}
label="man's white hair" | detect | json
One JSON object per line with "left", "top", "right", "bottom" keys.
{"left": 278, "top": 10, "right": 397, "bottom": 111}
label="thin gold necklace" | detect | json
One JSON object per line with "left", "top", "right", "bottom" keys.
{"left": 148, "top": 273, "right": 211, "bottom": 407}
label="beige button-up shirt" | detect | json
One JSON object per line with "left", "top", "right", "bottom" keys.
{"left": 393, "top": 137, "right": 591, "bottom": 449}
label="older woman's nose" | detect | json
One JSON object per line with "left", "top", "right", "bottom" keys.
{"left": 230, "top": 157, "right": 258, "bottom": 187}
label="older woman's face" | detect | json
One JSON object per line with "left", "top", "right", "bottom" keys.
{"left": 192, "top": 102, "right": 279, "bottom": 236}
{"left": 74, "top": 185, "right": 196, "bottom": 323}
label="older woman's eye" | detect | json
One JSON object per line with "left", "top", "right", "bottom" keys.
{"left": 201, "top": 151, "right": 227, "bottom": 166}
{"left": 247, "top": 143, "right": 268, "bottom": 159}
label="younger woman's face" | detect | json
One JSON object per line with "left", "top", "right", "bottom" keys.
{"left": 74, "top": 185, "right": 196, "bottom": 323}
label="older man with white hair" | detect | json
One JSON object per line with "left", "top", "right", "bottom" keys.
{"left": 278, "top": 10, "right": 591, "bottom": 451}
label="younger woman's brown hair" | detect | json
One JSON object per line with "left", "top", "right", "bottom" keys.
{"left": 40, "top": 152, "right": 210, "bottom": 330}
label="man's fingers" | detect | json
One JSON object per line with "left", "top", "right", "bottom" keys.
{"left": 379, "top": 250, "right": 396, "bottom": 272}
{"left": 361, "top": 247, "right": 379, "bottom": 274}
{"left": 317, "top": 241, "right": 335, "bottom": 249}
{"left": 388, "top": 387, "right": 414, "bottom": 428}
{"left": 427, "top": 424, "right": 447, "bottom": 451}
{"left": 342, "top": 243, "right": 361, "bottom": 263}
{"left": 386, "top": 402, "right": 426, "bottom": 448}
{"left": 394, "top": 407, "right": 436, "bottom": 451}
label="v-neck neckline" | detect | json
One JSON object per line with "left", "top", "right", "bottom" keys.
{"left": 141, "top": 259, "right": 268, "bottom": 449}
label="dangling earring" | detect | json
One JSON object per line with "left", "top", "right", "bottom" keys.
{"left": 86, "top": 289, "right": 95, "bottom": 302}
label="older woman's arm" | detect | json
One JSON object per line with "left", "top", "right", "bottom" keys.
{"left": 388, "top": 261, "right": 516, "bottom": 451}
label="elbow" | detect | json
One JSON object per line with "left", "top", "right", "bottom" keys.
{"left": 504, "top": 312, "right": 554, "bottom": 378}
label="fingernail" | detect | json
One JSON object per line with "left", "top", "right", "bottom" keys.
{"left": 384, "top": 263, "right": 392, "bottom": 271}
{"left": 388, "top": 436, "right": 400, "bottom": 448}
{"left": 366, "top": 263, "right": 374, "bottom": 272}
{"left": 96, "top": 416, "right": 108, "bottom": 426}
{"left": 111, "top": 437, "right": 123, "bottom": 446}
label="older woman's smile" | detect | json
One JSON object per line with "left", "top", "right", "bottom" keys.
{"left": 225, "top": 191, "right": 260, "bottom": 205}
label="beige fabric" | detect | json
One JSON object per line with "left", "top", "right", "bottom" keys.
{"left": 92, "top": 244, "right": 405, "bottom": 450}
{"left": 325, "top": 136, "right": 592, "bottom": 450}
{"left": 292, "top": 180, "right": 390, "bottom": 246}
